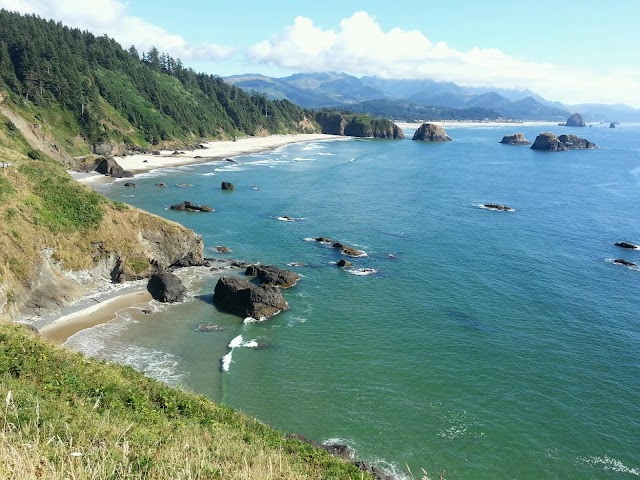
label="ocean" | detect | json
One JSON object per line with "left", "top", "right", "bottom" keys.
{"left": 68, "top": 124, "right": 640, "bottom": 479}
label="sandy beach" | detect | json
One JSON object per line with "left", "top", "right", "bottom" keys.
{"left": 74, "top": 133, "right": 347, "bottom": 184}
{"left": 39, "top": 289, "right": 152, "bottom": 344}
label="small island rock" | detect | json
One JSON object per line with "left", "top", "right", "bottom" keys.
{"left": 412, "top": 123, "right": 452, "bottom": 142}
{"left": 557, "top": 134, "right": 598, "bottom": 149}
{"left": 564, "top": 113, "right": 586, "bottom": 127}
{"left": 613, "top": 258, "right": 637, "bottom": 267}
{"left": 221, "top": 181, "right": 235, "bottom": 190}
{"left": 615, "top": 242, "right": 639, "bottom": 250}
{"left": 336, "top": 259, "right": 353, "bottom": 268}
{"left": 147, "top": 272, "right": 186, "bottom": 303}
{"left": 95, "top": 157, "right": 133, "bottom": 178}
{"left": 215, "top": 245, "right": 231, "bottom": 253}
{"left": 500, "top": 133, "right": 531, "bottom": 145}
{"left": 482, "top": 204, "right": 514, "bottom": 211}
{"left": 170, "top": 201, "right": 213, "bottom": 212}
{"left": 610, "top": 123, "right": 616, "bottom": 128}
{"left": 213, "top": 276, "right": 288, "bottom": 320}
{"left": 123, "top": 182, "right": 136, "bottom": 188}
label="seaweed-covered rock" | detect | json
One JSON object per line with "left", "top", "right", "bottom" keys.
{"left": 412, "top": 123, "right": 452, "bottom": 142}
{"left": 170, "top": 201, "right": 213, "bottom": 212}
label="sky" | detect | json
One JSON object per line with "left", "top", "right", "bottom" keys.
{"left": 1, "top": 0, "right": 639, "bottom": 107}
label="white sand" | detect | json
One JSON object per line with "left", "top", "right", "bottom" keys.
{"left": 119, "top": 134, "right": 345, "bottom": 174}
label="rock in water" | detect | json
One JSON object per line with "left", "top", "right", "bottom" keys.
{"left": 610, "top": 123, "right": 616, "bottom": 128}
{"left": 613, "top": 258, "right": 637, "bottom": 267}
{"left": 244, "top": 264, "right": 300, "bottom": 288}
{"left": 564, "top": 113, "right": 586, "bottom": 127}
{"left": 557, "top": 134, "right": 598, "bottom": 149}
{"left": 615, "top": 242, "right": 639, "bottom": 249}
{"left": 531, "top": 133, "right": 567, "bottom": 151}
{"left": 221, "top": 181, "right": 235, "bottom": 190}
{"left": 500, "top": 133, "right": 531, "bottom": 145}
{"left": 123, "top": 182, "right": 136, "bottom": 187}
{"left": 95, "top": 157, "right": 133, "bottom": 178}
{"left": 336, "top": 259, "right": 353, "bottom": 268}
{"left": 482, "top": 204, "right": 514, "bottom": 211}
{"left": 170, "top": 201, "right": 213, "bottom": 212}
{"left": 147, "top": 272, "right": 186, "bottom": 303}
{"left": 412, "top": 123, "right": 452, "bottom": 142}
{"left": 213, "top": 276, "right": 288, "bottom": 319}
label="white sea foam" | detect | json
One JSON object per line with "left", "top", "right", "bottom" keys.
{"left": 293, "top": 157, "right": 315, "bottom": 162}
{"left": 201, "top": 172, "right": 216, "bottom": 176}
{"left": 276, "top": 216, "right": 305, "bottom": 222}
{"left": 301, "top": 143, "right": 326, "bottom": 151}
{"left": 221, "top": 351, "right": 233, "bottom": 372}
{"left": 316, "top": 152, "right": 335, "bottom": 156}
{"left": 241, "top": 340, "right": 259, "bottom": 348}
{"left": 578, "top": 455, "right": 639, "bottom": 476}
{"left": 228, "top": 334, "right": 244, "bottom": 348}
{"left": 64, "top": 315, "right": 186, "bottom": 386}
{"left": 347, "top": 268, "right": 377, "bottom": 276}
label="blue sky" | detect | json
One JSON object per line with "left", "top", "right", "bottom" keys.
{"left": 2, "top": 0, "right": 639, "bottom": 106}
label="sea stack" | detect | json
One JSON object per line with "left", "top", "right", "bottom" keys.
{"left": 610, "top": 123, "right": 616, "bottom": 128}
{"left": 499, "top": 133, "right": 531, "bottom": 145}
{"left": 412, "top": 123, "right": 452, "bottom": 142}
{"left": 564, "top": 113, "right": 586, "bottom": 127}
{"left": 530, "top": 133, "right": 597, "bottom": 151}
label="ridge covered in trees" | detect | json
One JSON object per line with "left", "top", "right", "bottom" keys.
{"left": 0, "top": 9, "right": 316, "bottom": 150}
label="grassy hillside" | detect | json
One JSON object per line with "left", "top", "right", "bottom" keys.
{"left": 0, "top": 324, "right": 369, "bottom": 479}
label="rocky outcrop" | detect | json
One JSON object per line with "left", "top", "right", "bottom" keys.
{"left": 333, "top": 242, "right": 365, "bottom": 257}
{"left": 557, "top": 134, "right": 597, "bottom": 150}
{"left": 169, "top": 201, "right": 213, "bottom": 212}
{"left": 147, "top": 272, "right": 186, "bottom": 303}
{"left": 482, "top": 204, "right": 514, "bottom": 211}
{"left": 564, "top": 113, "right": 586, "bottom": 127}
{"left": 412, "top": 123, "right": 452, "bottom": 142}
{"left": 530, "top": 133, "right": 597, "bottom": 151}
{"left": 613, "top": 258, "right": 637, "bottom": 267}
{"left": 215, "top": 246, "right": 231, "bottom": 253}
{"left": 95, "top": 158, "right": 133, "bottom": 178}
{"left": 93, "top": 141, "right": 124, "bottom": 156}
{"left": 336, "top": 259, "right": 353, "bottom": 268}
{"left": 213, "top": 276, "right": 288, "bottom": 319}
{"left": 136, "top": 219, "right": 204, "bottom": 272}
{"left": 315, "top": 112, "right": 404, "bottom": 139}
{"left": 123, "top": 182, "right": 136, "bottom": 188}
{"left": 610, "top": 123, "right": 616, "bottom": 128}
{"left": 245, "top": 265, "right": 300, "bottom": 288}
{"left": 221, "top": 181, "right": 235, "bottom": 190}
{"left": 500, "top": 133, "right": 531, "bottom": 145}
{"left": 615, "top": 241, "right": 639, "bottom": 250}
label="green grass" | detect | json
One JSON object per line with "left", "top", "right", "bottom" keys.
{"left": 0, "top": 325, "right": 371, "bottom": 479}
{"left": 17, "top": 161, "right": 105, "bottom": 232}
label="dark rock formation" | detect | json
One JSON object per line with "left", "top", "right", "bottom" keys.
{"left": 147, "top": 272, "right": 186, "bottom": 303}
{"left": 615, "top": 241, "right": 639, "bottom": 250}
{"left": 170, "top": 201, "right": 213, "bottom": 212}
{"left": 155, "top": 183, "right": 167, "bottom": 187}
{"left": 245, "top": 265, "right": 300, "bottom": 288}
{"left": 557, "top": 134, "right": 598, "bottom": 149}
{"left": 412, "top": 123, "right": 452, "bottom": 142}
{"left": 500, "top": 133, "right": 531, "bottom": 145}
{"left": 213, "top": 276, "right": 288, "bottom": 319}
{"left": 333, "top": 242, "right": 365, "bottom": 257}
{"left": 215, "top": 246, "right": 231, "bottom": 253}
{"left": 221, "top": 181, "right": 235, "bottom": 190}
{"left": 336, "top": 259, "right": 353, "bottom": 268}
{"left": 610, "top": 123, "right": 616, "bottom": 128}
{"left": 482, "top": 204, "right": 514, "bottom": 211}
{"left": 315, "top": 237, "right": 333, "bottom": 244}
{"left": 95, "top": 158, "right": 133, "bottom": 178}
{"left": 564, "top": 113, "right": 586, "bottom": 127}
{"left": 613, "top": 258, "right": 637, "bottom": 267}
{"left": 315, "top": 112, "right": 404, "bottom": 139}
{"left": 123, "top": 182, "right": 136, "bottom": 188}
{"left": 170, "top": 251, "right": 203, "bottom": 268}
{"left": 151, "top": 150, "right": 161, "bottom": 155}
{"left": 530, "top": 133, "right": 567, "bottom": 151}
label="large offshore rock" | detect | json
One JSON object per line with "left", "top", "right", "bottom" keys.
{"left": 213, "top": 276, "right": 288, "bottom": 320}
{"left": 147, "top": 271, "right": 186, "bottom": 303}
{"left": 412, "top": 123, "right": 452, "bottom": 142}
{"left": 95, "top": 157, "right": 133, "bottom": 178}
{"left": 557, "top": 134, "right": 597, "bottom": 149}
{"left": 530, "top": 133, "right": 568, "bottom": 151}
{"left": 564, "top": 113, "right": 586, "bottom": 127}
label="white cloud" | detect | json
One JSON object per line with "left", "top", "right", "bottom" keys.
{"left": 0, "top": 0, "right": 234, "bottom": 61}
{"left": 249, "top": 12, "right": 640, "bottom": 106}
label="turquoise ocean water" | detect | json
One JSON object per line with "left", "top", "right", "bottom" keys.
{"left": 69, "top": 124, "right": 639, "bottom": 479}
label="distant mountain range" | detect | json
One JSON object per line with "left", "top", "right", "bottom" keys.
{"left": 225, "top": 72, "right": 640, "bottom": 122}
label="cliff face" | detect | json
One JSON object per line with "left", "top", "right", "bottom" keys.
{"left": 315, "top": 112, "right": 404, "bottom": 139}
{"left": 0, "top": 156, "right": 203, "bottom": 321}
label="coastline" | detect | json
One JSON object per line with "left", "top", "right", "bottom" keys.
{"left": 38, "top": 289, "right": 152, "bottom": 345}
{"left": 74, "top": 133, "right": 348, "bottom": 183}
